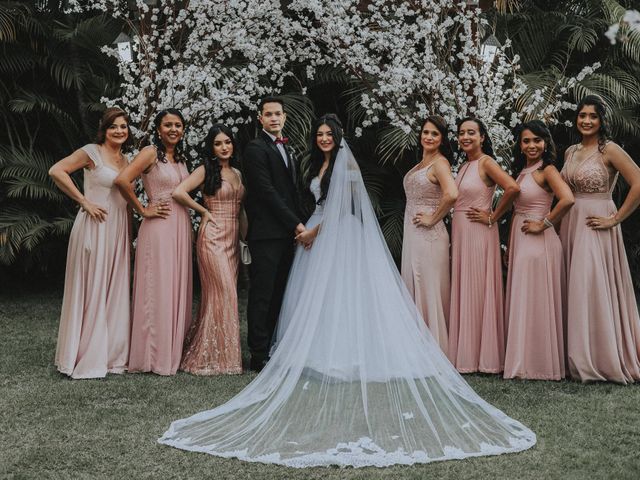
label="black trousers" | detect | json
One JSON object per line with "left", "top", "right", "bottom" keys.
{"left": 247, "top": 238, "right": 295, "bottom": 362}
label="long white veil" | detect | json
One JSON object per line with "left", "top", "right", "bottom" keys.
{"left": 158, "top": 140, "right": 536, "bottom": 467}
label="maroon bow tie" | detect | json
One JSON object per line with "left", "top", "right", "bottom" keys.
{"left": 274, "top": 137, "right": 289, "bottom": 145}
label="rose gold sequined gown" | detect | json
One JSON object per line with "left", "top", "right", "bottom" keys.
{"left": 181, "top": 175, "right": 245, "bottom": 375}
{"left": 560, "top": 145, "right": 640, "bottom": 383}
{"left": 449, "top": 159, "right": 505, "bottom": 373}
{"left": 401, "top": 162, "right": 450, "bottom": 355}
{"left": 129, "top": 158, "right": 193, "bottom": 376}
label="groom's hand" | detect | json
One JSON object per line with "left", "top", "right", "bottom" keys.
{"left": 295, "top": 223, "right": 306, "bottom": 235}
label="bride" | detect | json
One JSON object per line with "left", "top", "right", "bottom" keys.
{"left": 158, "top": 114, "right": 536, "bottom": 468}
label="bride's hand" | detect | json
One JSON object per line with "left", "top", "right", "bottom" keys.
{"left": 295, "top": 229, "right": 316, "bottom": 249}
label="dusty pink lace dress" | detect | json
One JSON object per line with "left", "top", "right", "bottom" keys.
{"left": 401, "top": 162, "right": 450, "bottom": 355}
{"left": 181, "top": 174, "right": 245, "bottom": 375}
{"left": 560, "top": 145, "right": 640, "bottom": 383}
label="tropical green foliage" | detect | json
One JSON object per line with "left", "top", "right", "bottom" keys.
{"left": 1, "top": 0, "right": 639, "bottom": 287}
{"left": 0, "top": 1, "right": 122, "bottom": 273}
{"left": 490, "top": 0, "right": 640, "bottom": 141}
{"left": 487, "top": 0, "right": 640, "bottom": 290}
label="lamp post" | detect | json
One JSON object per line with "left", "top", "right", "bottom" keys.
{"left": 481, "top": 34, "right": 501, "bottom": 64}
{"left": 112, "top": 32, "right": 133, "bottom": 63}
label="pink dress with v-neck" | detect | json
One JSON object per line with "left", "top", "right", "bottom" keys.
{"left": 560, "top": 145, "right": 640, "bottom": 383}
{"left": 181, "top": 174, "right": 245, "bottom": 375}
{"left": 401, "top": 162, "right": 450, "bottom": 355}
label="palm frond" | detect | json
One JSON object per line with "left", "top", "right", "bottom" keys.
{"left": 376, "top": 125, "right": 418, "bottom": 165}
{"left": 280, "top": 92, "right": 315, "bottom": 153}
{"left": 0, "top": 47, "right": 37, "bottom": 74}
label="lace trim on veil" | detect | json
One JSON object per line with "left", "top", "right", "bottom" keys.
{"left": 158, "top": 140, "right": 536, "bottom": 467}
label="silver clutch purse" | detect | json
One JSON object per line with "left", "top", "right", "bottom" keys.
{"left": 239, "top": 240, "right": 251, "bottom": 265}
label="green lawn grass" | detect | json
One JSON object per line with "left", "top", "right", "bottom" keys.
{"left": 1, "top": 290, "right": 639, "bottom": 479}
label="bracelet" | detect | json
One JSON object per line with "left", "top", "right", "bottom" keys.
{"left": 488, "top": 213, "right": 493, "bottom": 228}
{"left": 543, "top": 217, "right": 554, "bottom": 229}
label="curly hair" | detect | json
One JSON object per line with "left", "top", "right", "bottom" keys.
{"left": 151, "top": 108, "right": 187, "bottom": 163}
{"left": 511, "top": 120, "right": 557, "bottom": 179}
{"left": 575, "top": 94, "right": 611, "bottom": 153}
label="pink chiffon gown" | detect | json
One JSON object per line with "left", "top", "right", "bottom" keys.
{"left": 54, "top": 144, "right": 130, "bottom": 379}
{"left": 181, "top": 174, "right": 245, "bottom": 375}
{"left": 129, "top": 157, "right": 193, "bottom": 376}
{"left": 401, "top": 162, "right": 450, "bottom": 355}
{"left": 504, "top": 161, "right": 565, "bottom": 380}
{"left": 560, "top": 145, "right": 640, "bottom": 383}
{"left": 449, "top": 159, "right": 504, "bottom": 373}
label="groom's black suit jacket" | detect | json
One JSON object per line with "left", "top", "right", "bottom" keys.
{"left": 243, "top": 130, "right": 302, "bottom": 241}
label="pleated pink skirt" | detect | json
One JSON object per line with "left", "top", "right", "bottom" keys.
{"left": 449, "top": 211, "right": 505, "bottom": 373}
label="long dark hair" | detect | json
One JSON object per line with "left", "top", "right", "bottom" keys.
{"left": 95, "top": 107, "right": 133, "bottom": 151}
{"left": 200, "top": 123, "right": 237, "bottom": 196}
{"left": 511, "top": 120, "right": 557, "bottom": 178}
{"left": 420, "top": 115, "right": 454, "bottom": 164}
{"left": 305, "top": 113, "right": 344, "bottom": 204}
{"left": 152, "top": 108, "right": 187, "bottom": 163}
{"left": 575, "top": 94, "right": 610, "bottom": 152}
{"left": 456, "top": 116, "right": 495, "bottom": 163}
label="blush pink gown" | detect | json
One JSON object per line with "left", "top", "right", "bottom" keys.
{"left": 449, "top": 159, "right": 504, "bottom": 373}
{"left": 181, "top": 175, "right": 245, "bottom": 375}
{"left": 560, "top": 146, "right": 640, "bottom": 383}
{"left": 504, "top": 161, "right": 565, "bottom": 380}
{"left": 129, "top": 157, "right": 193, "bottom": 376}
{"left": 401, "top": 162, "right": 450, "bottom": 355}
{"left": 54, "top": 144, "right": 130, "bottom": 379}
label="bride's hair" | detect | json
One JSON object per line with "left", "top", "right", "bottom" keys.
{"left": 306, "top": 113, "right": 344, "bottom": 204}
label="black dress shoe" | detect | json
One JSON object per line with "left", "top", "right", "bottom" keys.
{"left": 249, "top": 357, "right": 268, "bottom": 372}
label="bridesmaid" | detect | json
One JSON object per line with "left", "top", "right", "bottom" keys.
{"left": 560, "top": 95, "right": 640, "bottom": 383}
{"left": 449, "top": 117, "right": 520, "bottom": 373}
{"left": 115, "top": 108, "right": 193, "bottom": 376}
{"left": 50, "top": 107, "right": 132, "bottom": 379}
{"left": 172, "top": 124, "right": 246, "bottom": 375}
{"left": 504, "top": 120, "right": 574, "bottom": 380}
{"left": 401, "top": 115, "right": 458, "bottom": 355}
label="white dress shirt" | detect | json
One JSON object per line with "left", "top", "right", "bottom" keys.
{"left": 262, "top": 129, "right": 288, "bottom": 167}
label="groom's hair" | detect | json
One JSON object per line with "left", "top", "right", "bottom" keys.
{"left": 258, "top": 96, "right": 285, "bottom": 114}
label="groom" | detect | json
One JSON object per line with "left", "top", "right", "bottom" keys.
{"left": 243, "top": 97, "right": 305, "bottom": 372}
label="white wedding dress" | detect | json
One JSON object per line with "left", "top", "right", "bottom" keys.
{"left": 158, "top": 141, "right": 536, "bottom": 467}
